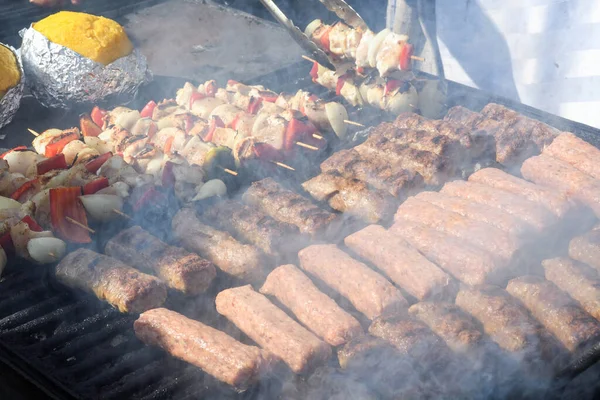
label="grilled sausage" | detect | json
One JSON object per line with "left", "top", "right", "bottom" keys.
{"left": 390, "top": 219, "right": 505, "bottom": 286}
{"left": 414, "top": 191, "right": 533, "bottom": 239}
{"left": 344, "top": 225, "right": 456, "bottom": 301}
{"left": 260, "top": 264, "right": 363, "bottom": 346}
{"left": 569, "top": 229, "right": 600, "bottom": 272}
{"left": 456, "top": 285, "right": 543, "bottom": 354}
{"left": 319, "top": 148, "right": 425, "bottom": 198}
{"left": 395, "top": 196, "right": 520, "bottom": 262}
{"left": 468, "top": 168, "right": 573, "bottom": 218}
{"left": 521, "top": 154, "right": 600, "bottom": 217}
{"left": 544, "top": 133, "right": 600, "bottom": 180}
{"left": 408, "top": 302, "right": 483, "bottom": 353}
{"left": 440, "top": 180, "right": 556, "bottom": 231}
{"left": 543, "top": 257, "right": 600, "bottom": 321}
{"left": 298, "top": 244, "right": 407, "bottom": 320}
{"left": 215, "top": 285, "right": 331, "bottom": 374}
{"left": 506, "top": 276, "right": 600, "bottom": 352}
{"left": 56, "top": 248, "right": 167, "bottom": 313}
{"left": 201, "top": 199, "right": 303, "bottom": 258}
{"left": 302, "top": 172, "right": 396, "bottom": 223}
{"left": 134, "top": 308, "right": 274, "bottom": 389}
{"left": 105, "top": 226, "right": 216, "bottom": 295}
{"left": 172, "top": 208, "right": 266, "bottom": 283}
{"left": 242, "top": 178, "right": 341, "bottom": 240}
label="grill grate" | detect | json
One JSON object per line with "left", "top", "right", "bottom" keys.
{"left": 0, "top": 64, "right": 600, "bottom": 399}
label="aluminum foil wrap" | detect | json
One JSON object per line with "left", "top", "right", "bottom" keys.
{"left": 0, "top": 44, "right": 24, "bottom": 130}
{"left": 21, "top": 26, "right": 152, "bottom": 109}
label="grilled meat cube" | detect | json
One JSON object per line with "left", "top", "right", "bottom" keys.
{"left": 355, "top": 135, "right": 449, "bottom": 186}
{"left": 521, "top": 154, "right": 600, "bottom": 217}
{"left": 260, "top": 264, "right": 363, "bottom": 346}
{"left": 368, "top": 314, "right": 451, "bottom": 368}
{"left": 544, "top": 133, "right": 600, "bottom": 180}
{"left": 569, "top": 230, "right": 600, "bottom": 272}
{"left": 440, "top": 180, "right": 557, "bottom": 232}
{"left": 105, "top": 226, "right": 216, "bottom": 295}
{"left": 481, "top": 103, "right": 558, "bottom": 150}
{"left": 414, "top": 191, "right": 533, "bottom": 239}
{"left": 320, "top": 149, "right": 424, "bottom": 198}
{"left": 56, "top": 249, "right": 167, "bottom": 313}
{"left": 506, "top": 276, "right": 600, "bottom": 352}
{"left": 344, "top": 225, "right": 455, "bottom": 301}
{"left": 395, "top": 196, "right": 520, "bottom": 262}
{"left": 172, "top": 208, "right": 266, "bottom": 283}
{"left": 215, "top": 285, "right": 332, "bottom": 374}
{"left": 456, "top": 285, "right": 544, "bottom": 354}
{"left": 543, "top": 257, "right": 600, "bottom": 321}
{"left": 408, "top": 302, "right": 483, "bottom": 353}
{"left": 468, "top": 168, "right": 574, "bottom": 218}
{"left": 242, "top": 178, "right": 341, "bottom": 240}
{"left": 390, "top": 219, "right": 505, "bottom": 286}
{"left": 302, "top": 172, "right": 396, "bottom": 224}
{"left": 134, "top": 308, "right": 274, "bottom": 389}
{"left": 298, "top": 244, "right": 407, "bottom": 320}
{"left": 200, "top": 199, "right": 303, "bottom": 258}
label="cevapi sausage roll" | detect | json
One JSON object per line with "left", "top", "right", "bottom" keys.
{"left": 56, "top": 248, "right": 167, "bottom": 313}
{"left": 105, "top": 226, "right": 216, "bottom": 295}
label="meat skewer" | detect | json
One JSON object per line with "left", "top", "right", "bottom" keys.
{"left": 172, "top": 208, "right": 266, "bottom": 283}
{"left": 543, "top": 257, "right": 600, "bottom": 321}
{"left": 215, "top": 284, "right": 332, "bottom": 374}
{"left": 298, "top": 244, "right": 407, "bottom": 320}
{"left": 544, "top": 133, "right": 600, "bottom": 180}
{"left": 344, "top": 224, "right": 456, "bottom": 301}
{"left": 56, "top": 248, "right": 167, "bottom": 313}
{"left": 134, "top": 308, "right": 274, "bottom": 389}
{"left": 241, "top": 178, "right": 342, "bottom": 240}
{"left": 569, "top": 229, "right": 600, "bottom": 272}
{"left": 506, "top": 276, "right": 600, "bottom": 352}
{"left": 105, "top": 225, "right": 217, "bottom": 295}
{"left": 260, "top": 264, "right": 363, "bottom": 346}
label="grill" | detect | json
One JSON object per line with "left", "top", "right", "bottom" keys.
{"left": 1, "top": 60, "right": 600, "bottom": 399}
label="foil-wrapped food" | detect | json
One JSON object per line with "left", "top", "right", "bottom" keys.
{"left": 0, "top": 43, "right": 25, "bottom": 130}
{"left": 20, "top": 11, "right": 152, "bottom": 109}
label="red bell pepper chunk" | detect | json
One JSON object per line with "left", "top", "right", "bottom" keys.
{"left": 284, "top": 118, "right": 317, "bottom": 151}
{"left": 133, "top": 187, "right": 166, "bottom": 212}
{"left": 203, "top": 116, "right": 225, "bottom": 143}
{"left": 45, "top": 131, "right": 79, "bottom": 158}
{"left": 162, "top": 161, "right": 176, "bottom": 188}
{"left": 140, "top": 100, "right": 157, "bottom": 119}
{"left": 259, "top": 91, "right": 278, "bottom": 103}
{"left": 319, "top": 26, "right": 333, "bottom": 52}
{"left": 85, "top": 152, "right": 112, "bottom": 174}
{"left": 11, "top": 178, "right": 40, "bottom": 201}
{"left": 0, "top": 146, "right": 28, "bottom": 159}
{"left": 147, "top": 122, "right": 158, "bottom": 139}
{"left": 163, "top": 136, "right": 175, "bottom": 154}
{"left": 247, "top": 97, "right": 263, "bottom": 115}
{"left": 310, "top": 61, "right": 319, "bottom": 82}
{"left": 356, "top": 66, "right": 365, "bottom": 74}
{"left": 82, "top": 177, "right": 109, "bottom": 195}
{"left": 229, "top": 113, "right": 242, "bottom": 131}
{"left": 80, "top": 114, "right": 103, "bottom": 137}
{"left": 37, "top": 154, "right": 68, "bottom": 175}
{"left": 21, "top": 215, "right": 43, "bottom": 232}
{"left": 91, "top": 106, "right": 108, "bottom": 128}
{"left": 205, "top": 81, "right": 218, "bottom": 97}
{"left": 189, "top": 92, "right": 205, "bottom": 109}
{"left": 399, "top": 43, "right": 414, "bottom": 71}
{"left": 336, "top": 74, "right": 349, "bottom": 96}
{"left": 227, "top": 79, "right": 241, "bottom": 87}
{"left": 384, "top": 80, "right": 403, "bottom": 97}
{"left": 49, "top": 187, "right": 92, "bottom": 243}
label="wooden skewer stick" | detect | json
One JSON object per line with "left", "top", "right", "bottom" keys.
{"left": 302, "top": 55, "right": 317, "bottom": 64}
{"left": 48, "top": 252, "right": 56, "bottom": 258}
{"left": 218, "top": 166, "right": 238, "bottom": 176}
{"left": 312, "top": 133, "right": 324, "bottom": 140}
{"left": 271, "top": 161, "right": 295, "bottom": 171}
{"left": 28, "top": 128, "right": 39, "bottom": 137}
{"left": 112, "top": 209, "right": 132, "bottom": 220}
{"left": 65, "top": 217, "right": 95, "bottom": 234}
{"left": 411, "top": 56, "right": 425, "bottom": 62}
{"left": 296, "top": 141, "right": 319, "bottom": 151}
{"left": 344, "top": 120, "right": 365, "bottom": 127}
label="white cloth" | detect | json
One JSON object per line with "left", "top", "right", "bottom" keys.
{"left": 388, "top": 0, "right": 600, "bottom": 128}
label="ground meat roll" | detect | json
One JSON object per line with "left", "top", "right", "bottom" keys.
{"left": 569, "top": 229, "right": 600, "bottom": 272}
